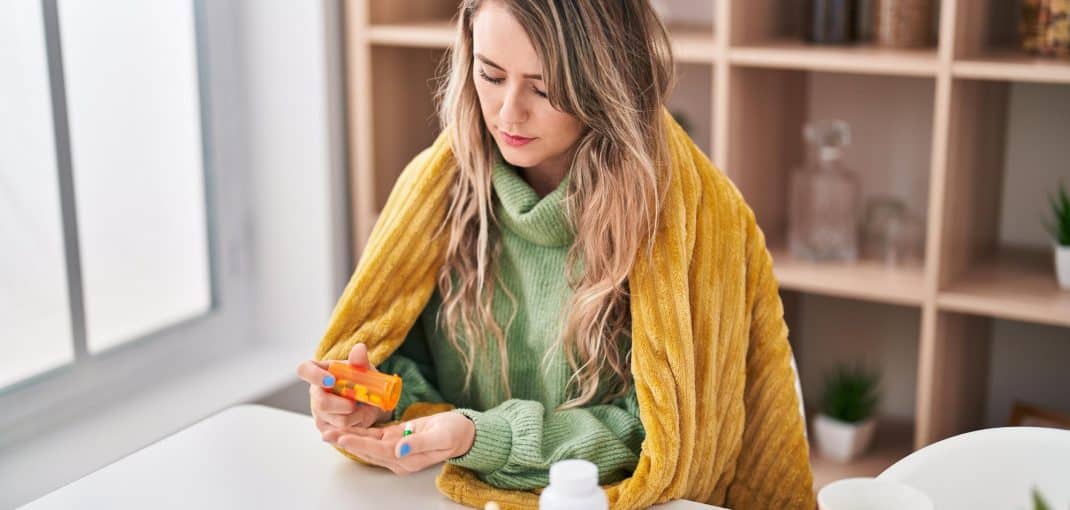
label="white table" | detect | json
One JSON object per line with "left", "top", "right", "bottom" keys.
{"left": 24, "top": 404, "right": 721, "bottom": 509}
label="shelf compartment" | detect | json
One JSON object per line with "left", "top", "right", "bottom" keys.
{"left": 727, "top": 0, "right": 942, "bottom": 76}
{"left": 368, "top": 1, "right": 457, "bottom": 26}
{"left": 368, "top": 45, "right": 445, "bottom": 212}
{"left": 730, "top": 40, "right": 940, "bottom": 77}
{"left": 657, "top": 0, "right": 716, "bottom": 63}
{"left": 667, "top": 23, "right": 716, "bottom": 64}
{"left": 951, "top": 0, "right": 1070, "bottom": 84}
{"left": 789, "top": 295, "right": 921, "bottom": 484}
{"left": 667, "top": 63, "right": 714, "bottom": 158}
{"left": 725, "top": 68, "right": 935, "bottom": 304}
{"left": 935, "top": 77, "right": 1070, "bottom": 329}
{"left": 938, "top": 249, "right": 1070, "bottom": 328}
{"left": 772, "top": 248, "right": 925, "bottom": 306}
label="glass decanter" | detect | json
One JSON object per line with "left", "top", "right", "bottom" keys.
{"left": 788, "top": 120, "right": 861, "bottom": 262}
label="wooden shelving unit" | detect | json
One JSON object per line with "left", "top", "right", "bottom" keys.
{"left": 953, "top": 52, "right": 1070, "bottom": 84}
{"left": 938, "top": 249, "right": 1070, "bottom": 329}
{"left": 342, "top": 0, "right": 1070, "bottom": 491}
{"left": 729, "top": 40, "right": 940, "bottom": 77}
{"left": 771, "top": 247, "right": 926, "bottom": 307}
{"left": 666, "top": 23, "right": 717, "bottom": 63}
{"left": 366, "top": 20, "right": 456, "bottom": 48}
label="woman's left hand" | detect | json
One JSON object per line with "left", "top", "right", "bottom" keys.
{"left": 324, "top": 411, "right": 476, "bottom": 475}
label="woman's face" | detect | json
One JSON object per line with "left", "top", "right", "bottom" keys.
{"left": 471, "top": 2, "right": 585, "bottom": 173}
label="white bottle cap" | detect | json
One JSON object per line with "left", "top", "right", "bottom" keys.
{"left": 548, "top": 459, "right": 599, "bottom": 497}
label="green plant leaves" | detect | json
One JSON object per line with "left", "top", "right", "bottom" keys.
{"left": 1031, "top": 486, "right": 1052, "bottom": 510}
{"left": 1046, "top": 181, "right": 1070, "bottom": 246}
{"left": 819, "top": 362, "right": 881, "bottom": 423}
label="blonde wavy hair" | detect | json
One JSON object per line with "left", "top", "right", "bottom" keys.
{"left": 432, "top": 0, "right": 676, "bottom": 409}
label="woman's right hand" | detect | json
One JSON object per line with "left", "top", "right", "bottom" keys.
{"left": 296, "top": 343, "right": 393, "bottom": 441}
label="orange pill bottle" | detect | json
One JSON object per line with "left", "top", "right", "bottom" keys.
{"left": 326, "top": 361, "right": 403, "bottom": 411}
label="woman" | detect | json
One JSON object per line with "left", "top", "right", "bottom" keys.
{"left": 296, "top": 1, "right": 814, "bottom": 508}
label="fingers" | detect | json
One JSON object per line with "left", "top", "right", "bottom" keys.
{"left": 395, "top": 450, "right": 444, "bottom": 474}
{"left": 328, "top": 435, "right": 396, "bottom": 472}
{"left": 317, "top": 419, "right": 383, "bottom": 441}
{"left": 335, "top": 434, "right": 399, "bottom": 472}
{"left": 296, "top": 359, "right": 334, "bottom": 388}
{"left": 316, "top": 417, "right": 339, "bottom": 439}
{"left": 333, "top": 434, "right": 424, "bottom": 475}
{"left": 350, "top": 405, "right": 386, "bottom": 427}
{"left": 338, "top": 433, "right": 396, "bottom": 461}
{"left": 392, "top": 423, "right": 453, "bottom": 459}
{"left": 318, "top": 405, "right": 382, "bottom": 429}
{"left": 347, "top": 343, "right": 378, "bottom": 371}
{"left": 310, "top": 386, "right": 359, "bottom": 415}
{"left": 320, "top": 426, "right": 340, "bottom": 443}
{"left": 332, "top": 430, "right": 443, "bottom": 475}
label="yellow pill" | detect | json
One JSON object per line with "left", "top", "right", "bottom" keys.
{"left": 369, "top": 394, "right": 383, "bottom": 405}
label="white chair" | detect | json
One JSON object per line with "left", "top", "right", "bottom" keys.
{"left": 877, "top": 426, "right": 1070, "bottom": 510}
{"left": 790, "top": 354, "right": 806, "bottom": 439}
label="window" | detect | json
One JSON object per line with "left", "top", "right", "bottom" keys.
{"left": 58, "top": 0, "right": 212, "bottom": 354}
{"left": 0, "top": 0, "right": 249, "bottom": 431}
{"left": 0, "top": 0, "right": 73, "bottom": 388}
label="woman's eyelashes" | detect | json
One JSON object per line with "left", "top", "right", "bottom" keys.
{"left": 478, "top": 68, "right": 547, "bottom": 98}
{"left": 477, "top": 68, "right": 504, "bottom": 84}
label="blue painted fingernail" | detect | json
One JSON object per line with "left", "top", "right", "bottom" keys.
{"left": 399, "top": 443, "right": 411, "bottom": 457}
{"left": 322, "top": 375, "right": 335, "bottom": 387}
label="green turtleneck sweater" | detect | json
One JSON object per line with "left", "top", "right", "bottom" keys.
{"left": 376, "top": 156, "right": 644, "bottom": 491}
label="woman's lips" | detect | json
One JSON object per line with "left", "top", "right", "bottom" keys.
{"left": 500, "top": 130, "right": 535, "bottom": 147}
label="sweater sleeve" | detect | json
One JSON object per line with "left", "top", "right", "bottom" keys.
{"left": 376, "top": 315, "right": 446, "bottom": 421}
{"left": 445, "top": 388, "right": 645, "bottom": 491}
{"left": 725, "top": 217, "right": 816, "bottom": 509}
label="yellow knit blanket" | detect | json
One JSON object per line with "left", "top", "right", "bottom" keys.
{"left": 314, "top": 107, "right": 815, "bottom": 509}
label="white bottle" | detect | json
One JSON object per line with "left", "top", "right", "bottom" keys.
{"left": 539, "top": 459, "right": 609, "bottom": 510}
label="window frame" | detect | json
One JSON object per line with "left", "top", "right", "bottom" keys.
{"left": 0, "top": 0, "right": 254, "bottom": 447}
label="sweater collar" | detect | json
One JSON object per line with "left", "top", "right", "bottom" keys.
{"left": 491, "top": 154, "right": 574, "bottom": 247}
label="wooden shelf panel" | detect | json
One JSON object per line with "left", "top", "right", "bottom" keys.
{"left": 953, "top": 52, "right": 1070, "bottom": 84}
{"left": 810, "top": 419, "right": 915, "bottom": 490}
{"left": 365, "top": 21, "right": 716, "bottom": 62}
{"left": 366, "top": 21, "right": 456, "bottom": 48}
{"left": 666, "top": 24, "right": 716, "bottom": 64}
{"left": 729, "top": 40, "right": 940, "bottom": 77}
{"left": 938, "top": 249, "right": 1070, "bottom": 328}
{"left": 770, "top": 248, "right": 926, "bottom": 307}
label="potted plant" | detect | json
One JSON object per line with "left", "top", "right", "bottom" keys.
{"left": 813, "top": 363, "right": 881, "bottom": 462}
{"left": 1046, "top": 182, "right": 1070, "bottom": 290}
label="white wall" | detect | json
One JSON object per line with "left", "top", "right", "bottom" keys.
{"left": 241, "top": 0, "right": 350, "bottom": 350}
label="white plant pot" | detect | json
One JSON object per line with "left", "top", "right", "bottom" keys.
{"left": 1057, "top": 245, "right": 1070, "bottom": 290}
{"left": 814, "top": 414, "right": 877, "bottom": 463}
